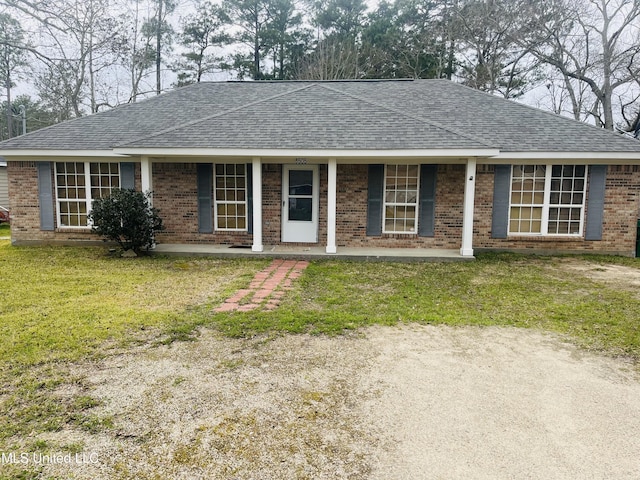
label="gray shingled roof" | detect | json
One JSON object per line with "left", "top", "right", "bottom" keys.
{"left": 1, "top": 79, "right": 640, "bottom": 153}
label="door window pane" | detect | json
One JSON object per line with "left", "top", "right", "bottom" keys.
{"left": 289, "top": 170, "right": 313, "bottom": 196}
{"left": 289, "top": 198, "right": 313, "bottom": 221}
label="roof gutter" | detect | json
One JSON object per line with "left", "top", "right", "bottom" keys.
{"left": 492, "top": 151, "right": 640, "bottom": 162}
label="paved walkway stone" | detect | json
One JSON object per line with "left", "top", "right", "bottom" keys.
{"left": 214, "top": 259, "right": 309, "bottom": 312}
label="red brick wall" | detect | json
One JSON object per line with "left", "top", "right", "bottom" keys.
{"left": 8, "top": 161, "right": 640, "bottom": 255}
{"left": 474, "top": 165, "right": 640, "bottom": 255}
{"left": 262, "top": 164, "right": 281, "bottom": 244}
{"left": 8, "top": 161, "right": 105, "bottom": 244}
{"left": 335, "top": 164, "right": 463, "bottom": 248}
{"left": 8, "top": 161, "right": 48, "bottom": 243}
{"left": 153, "top": 162, "right": 252, "bottom": 245}
{"left": 8, "top": 161, "right": 141, "bottom": 245}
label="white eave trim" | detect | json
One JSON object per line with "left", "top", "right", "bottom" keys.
{"left": 112, "top": 147, "right": 501, "bottom": 159}
{"left": 492, "top": 151, "right": 640, "bottom": 162}
{"left": 4, "top": 148, "right": 638, "bottom": 162}
{"left": 0, "top": 149, "right": 126, "bottom": 158}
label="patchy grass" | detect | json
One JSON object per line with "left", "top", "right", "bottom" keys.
{"left": 1, "top": 244, "right": 640, "bottom": 480}
{"left": 3, "top": 243, "right": 635, "bottom": 364}
{"left": 0, "top": 242, "right": 265, "bottom": 366}
{"left": 208, "top": 253, "right": 640, "bottom": 359}
{"left": 0, "top": 240, "right": 266, "bottom": 457}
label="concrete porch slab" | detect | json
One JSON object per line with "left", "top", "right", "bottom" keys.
{"left": 151, "top": 244, "right": 474, "bottom": 262}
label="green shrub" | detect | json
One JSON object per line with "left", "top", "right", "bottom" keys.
{"left": 88, "top": 189, "right": 164, "bottom": 254}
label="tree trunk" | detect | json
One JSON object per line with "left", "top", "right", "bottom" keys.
{"left": 600, "top": 0, "right": 614, "bottom": 130}
{"left": 89, "top": 34, "right": 96, "bottom": 113}
{"left": 254, "top": 28, "right": 260, "bottom": 80}
{"left": 5, "top": 66, "right": 12, "bottom": 139}
{"left": 563, "top": 73, "right": 581, "bottom": 121}
{"left": 446, "top": 39, "right": 455, "bottom": 80}
{"left": 156, "top": 0, "right": 163, "bottom": 95}
{"left": 131, "top": 0, "right": 140, "bottom": 102}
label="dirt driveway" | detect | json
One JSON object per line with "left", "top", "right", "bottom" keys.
{"left": 40, "top": 323, "right": 640, "bottom": 480}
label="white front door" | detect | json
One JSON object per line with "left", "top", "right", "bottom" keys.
{"left": 281, "top": 165, "right": 319, "bottom": 243}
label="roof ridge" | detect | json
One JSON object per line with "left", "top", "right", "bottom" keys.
{"left": 114, "top": 83, "right": 316, "bottom": 148}
{"left": 224, "top": 78, "right": 416, "bottom": 84}
{"left": 317, "top": 82, "right": 495, "bottom": 149}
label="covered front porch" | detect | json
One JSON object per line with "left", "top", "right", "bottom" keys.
{"left": 133, "top": 152, "right": 492, "bottom": 258}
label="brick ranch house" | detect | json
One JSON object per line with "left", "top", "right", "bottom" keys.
{"left": 1, "top": 79, "right": 640, "bottom": 258}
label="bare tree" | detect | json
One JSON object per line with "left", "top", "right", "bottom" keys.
{"left": 111, "top": 0, "right": 158, "bottom": 103}
{"left": 34, "top": 62, "right": 78, "bottom": 122}
{"left": 5, "top": 0, "right": 120, "bottom": 116}
{"left": 295, "top": 36, "right": 359, "bottom": 79}
{"left": 450, "top": 0, "right": 542, "bottom": 98}
{"left": 0, "top": 13, "right": 27, "bottom": 139}
{"left": 523, "top": 0, "right": 640, "bottom": 129}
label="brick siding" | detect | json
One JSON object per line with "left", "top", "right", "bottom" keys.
{"left": 336, "top": 164, "right": 463, "bottom": 248}
{"left": 8, "top": 161, "right": 141, "bottom": 245}
{"left": 474, "top": 165, "right": 640, "bottom": 255}
{"left": 153, "top": 162, "right": 251, "bottom": 245}
{"left": 8, "top": 161, "right": 640, "bottom": 255}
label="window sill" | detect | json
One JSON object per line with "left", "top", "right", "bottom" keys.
{"left": 56, "top": 227, "right": 92, "bottom": 233}
{"left": 507, "top": 235, "right": 583, "bottom": 242}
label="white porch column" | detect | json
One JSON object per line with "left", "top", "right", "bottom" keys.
{"left": 141, "top": 156, "right": 153, "bottom": 203}
{"left": 326, "top": 158, "right": 337, "bottom": 254}
{"left": 460, "top": 158, "right": 477, "bottom": 257}
{"left": 251, "top": 157, "right": 263, "bottom": 252}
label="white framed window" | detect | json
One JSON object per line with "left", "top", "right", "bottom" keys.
{"left": 214, "top": 164, "right": 247, "bottom": 231}
{"left": 55, "top": 162, "right": 120, "bottom": 228}
{"left": 509, "top": 165, "right": 587, "bottom": 236}
{"left": 383, "top": 164, "right": 419, "bottom": 234}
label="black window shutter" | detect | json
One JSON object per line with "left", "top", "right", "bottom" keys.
{"left": 585, "top": 165, "right": 607, "bottom": 241}
{"left": 120, "top": 162, "right": 136, "bottom": 190}
{"left": 367, "top": 164, "right": 384, "bottom": 236}
{"left": 492, "top": 164, "right": 511, "bottom": 239}
{"left": 418, "top": 165, "right": 437, "bottom": 237}
{"left": 37, "top": 162, "right": 55, "bottom": 231}
{"left": 197, "top": 163, "right": 213, "bottom": 234}
{"left": 246, "top": 163, "right": 253, "bottom": 234}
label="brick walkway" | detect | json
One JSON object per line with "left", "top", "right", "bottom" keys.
{"left": 215, "top": 259, "right": 310, "bottom": 312}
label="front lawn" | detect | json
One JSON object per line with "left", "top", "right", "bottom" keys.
{"left": 0, "top": 242, "right": 265, "bottom": 366}
{"left": 211, "top": 254, "right": 640, "bottom": 358}
{"left": 1, "top": 242, "right": 639, "bottom": 479}
{"left": 4, "top": 244, "right": 638, "bottom": 367}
